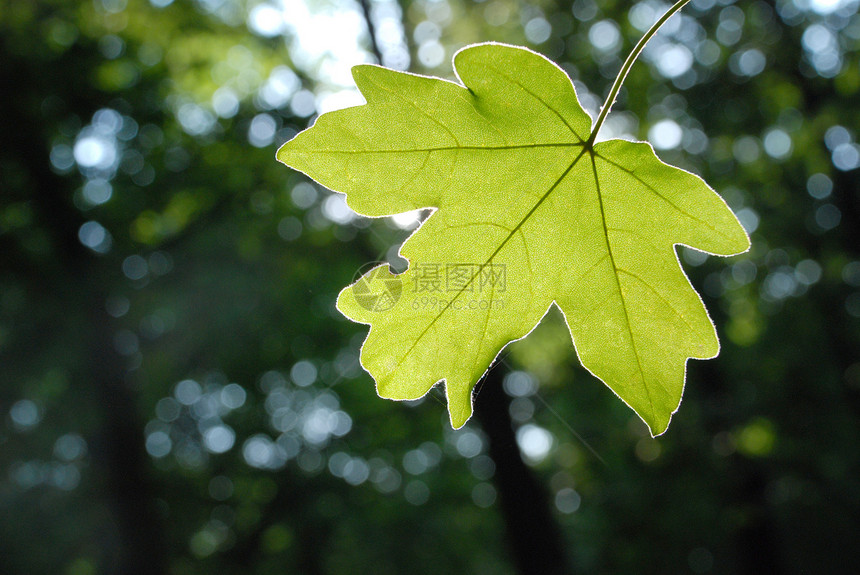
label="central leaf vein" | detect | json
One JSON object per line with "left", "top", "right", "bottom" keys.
{"left": 395, "top": 145, "right": 590, "bottom": 370}
{"left": 589, "top": 151, "right": 655, "bottom": 415}
{"left": 299, "top": 142, "right": 582, "bottom": 154}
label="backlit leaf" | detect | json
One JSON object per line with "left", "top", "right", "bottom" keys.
{"left": 277, "top": 43, "right": 749, "bottom": 435}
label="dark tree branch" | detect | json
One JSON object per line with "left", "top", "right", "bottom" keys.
{"left": 357, "top": 0, "right": 385, "bottom": 65}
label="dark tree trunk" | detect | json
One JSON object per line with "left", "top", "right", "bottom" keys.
{"left": 0, "top": 35, "right": 168, "bottom": 575}
{"left": 474, "top": 366, "right": 570, "bottom": 575}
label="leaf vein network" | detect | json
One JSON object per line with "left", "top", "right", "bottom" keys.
{"left": 479, "top": 61, "right": 585, "bottom": 141}
{"left": 615, "top": 268, "right": 697, "bottom": 335}
{"left": 366, "top": 72, "right": 463, "bottom": 146}
{"left": 594, "top": 152, "right": 721, "bottom": 235}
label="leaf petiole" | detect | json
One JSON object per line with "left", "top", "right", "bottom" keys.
{"left": 588, "top": 0, "right": 692, "bottom": 147}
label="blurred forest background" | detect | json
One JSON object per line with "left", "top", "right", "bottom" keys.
{"left": 1, "top": 0, "right": 859, "bottom": 573}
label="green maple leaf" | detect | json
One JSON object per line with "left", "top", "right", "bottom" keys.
{"left": 277, "top": 42, "right": 749, "bottom": 436}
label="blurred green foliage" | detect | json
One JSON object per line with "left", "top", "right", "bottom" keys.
{"left": 1, "top": 0, "right": 859, "bottom": 574}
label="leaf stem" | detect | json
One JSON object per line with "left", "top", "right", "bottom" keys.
{"left": 587, "top": 0, "right": 691, "bottom": 147}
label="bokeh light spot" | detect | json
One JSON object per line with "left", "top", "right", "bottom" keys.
{"left": 10, "top": 399, "right": 41, "bottom": 430}
{"left": 525, "top": 18, "right": 552, "bottom": 45}
{"left": 472, "top": 482, "right": 497, "bottom": 508}
{"left": 455, "top": 429, "right": 484, "bottom": 458}
{"left": 762, "top": 128, "right": 792, "bottom": 160}
{"left": 78, "top": 221, "right": 113, "bottom": 253}
{"left": 655, "top": 44, "right": 693, "bottom": 78}
{"left": 248, "top": 113, "right": 277, "bottom": 148}
{"left": 649, "top": 119, "right": 683, "bottom": 150}
{"left": 554, "top": 487, "right": 581, "bottom": 514}
{"left": 290, "top": 360, "right": 318, "bottom": 387}
{"left": 589, "top": 20, "right": 620, "bottom": 53}
{"left": 203, "top": 424, "right": 236, "bottom": 454}
{"left": 806, "top": 173, "right": 832, "bottom": 199}
{"left": 404, "top": 480, "right": 430, "bottom": 505}
{"left": 516, "top": 424, "right": 553, "bottom": 463}
{"left": 502, "top": 371, "right": 537, "bottom": 397}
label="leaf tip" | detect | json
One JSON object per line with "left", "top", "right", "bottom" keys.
{"left": 445, "top": 380, "right": 475, "bottom": 429}
{"left": 723, "top": 208, "right": 753, "bottom": 257}
{"left": 275, "top": 139, "right": 293, "bottom": 166}
{"left": 717, "top": 200, "right": 754, "bottom": 258}
{"left": 449, "top": 406, "right": 473, "bottom": 430}
{"left": 335, "top": 281, "right": 367, "bottom": 325}
{"left": 275, "top": 128, "right": 309, "bottom": 170}
{"left": 737, "top": 227, "right": 753, "bottom": 254}
{"left": 351, "top": 63, "right": 390, "bottom": 95}
{"left": 350, "top": 63, "right": 372, "bottom": 83}
{"left": 646, "top": 418, "right": 671, "bottom": 438}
